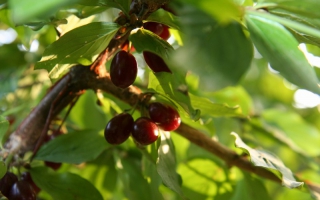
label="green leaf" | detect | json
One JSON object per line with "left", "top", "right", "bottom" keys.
{"left": 246, "top": 11, "right": 320, "bottom": 43}
{"left": 72, "top": 150, "right": 118, "bottom": 199}
{"left": 246, "top": 13, "right": 320, "bottom": 94}
{"left": 208, "top": 86, "right": 253, "bottom": 116}
{"left": 129, "top": 29, "right": 173, "bottom": 58}
{"left": 148, "top": 72, "right": 200, "bottom": 120}
{"left": 0, "top": 116, "right": 9, "bottom": 147}
{"left": 30, "top": 166, "right": 103, "bottom": 200}
{"left": 177, "top": 0, "right": 241, "bottom": 23}
{"left": 0, "top": 161, "right": 6, "bottom": 179}
{"left": 68, "top": 90, "right": 108, "bottom": 130}
{"left": 306, "top": 44, "right": 320, "bottom": 57}
{"left": 262, "top": 109, "right": 320, "bottom": 157}
{"left": 260, "top": 0, "right": 320, "bottom": 19}
{"left": 177, "top": 158, "right": 233, "bottom": 199}
{"left": 9, "top": 0, "right": 77, "bottom": 24}
{"left": 34, "top": 130, "right": 109, "bottom": 164}
{"left": 74, "top": 5, "right": 109, "bottom": 19}
{"left": 157, "top": 131, "right": 186, "bottom": 199}
{"left": 35, "top": 22, "right": 119, "bottom": 79}
{"left": 146, "top": 9, "right": 180, "bottom": 30}
{"left": 231, "top": 173, "right": 272, "bottom": 200}
{"left": 231, "top": 132, "right": 304, "bottom": 189}
{"left": 189, "top": 94, "right": 245, "bottom": 118}
{"left": 113, "top": 150, "right": 153, "bottom": 200}
{"left": 173, "top": 5, "right": 253, "bottom": 90}
{"left": 78, "top": 0, "right": 130, "bottom": 16}
{"left": 142, "top": 156, "right": 163, "bottom": 200}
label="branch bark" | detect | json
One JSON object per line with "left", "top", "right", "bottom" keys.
{"left": 2, "top": 0, "right": 282, "bottom": 186}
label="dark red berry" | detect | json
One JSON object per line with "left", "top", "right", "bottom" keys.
{"left": 148, "top": 102, "right": 181, "bottom": 131}
{"left": 21, "top": 172, "right": 40, "bottom": 194}
{"left": 44, "top": 161, "right": 62, "bottom": 171}
{"left": 143, "top": 51, "right": 171, "bottom": 73}
{"left": 0, "top": 172, "right": 18, "bottom": 197}
{"left": 110, "top": 50, "right": 137, "bottom": 88}
{"left": 9, "top": 180, "right": 36, "bottom": 200}
{"left": 144, "top": 22, "right": 164, "bottom": 35}
{"left": 104, "top": 113, "right": 134, "bottom": 145}
{"left": 159, "top": 25, "right": 170, "bottom": 40}
{"left": 132, "top": 117, "right": 159, "bottom": 145}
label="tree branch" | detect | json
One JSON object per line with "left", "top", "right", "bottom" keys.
{"left": 2, "top": 0, "right": 282, "bottom": 186}
{"left": 84, "top": 69, "right": 282, "bottom": 184}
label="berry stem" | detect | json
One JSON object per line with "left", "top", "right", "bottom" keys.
{"left": 128, "top": 41, "right": 132, "bottom": 54}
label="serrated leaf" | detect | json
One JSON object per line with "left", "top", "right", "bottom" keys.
{"left": 262, "top": 109, "right": 320, "bottom": 157}
{"left": 129, "top": 29, "right": 173, "bottom": 58}
{"left": 35, "top": 22, "right": 119, "bottom": 79}
{"left": 231, "top": 132, "right": 303, "bottom": 189}
{"left": 246, "top": 13, "right": 320, "bottom": 94}
{"left": 78, "top": 0, "right": 130, "bottom": 16}
{"left": 34, "top": 130, "right": 109, "bottom": 164}
{"left": 173, "top": 5, "right": 253, "bottom": 91}
{"left": 30, "top": 166, "right": 103, "bottom": 200}
{"left": 157, "top": 131, "right": 186, "bottom": 199}
{"left": 0, "top": 116, "right": 9, "bottom": 147}
{"left": 9, "top": 0, "right": 77, "bottom": 24}
{"left": 146, "top": 9, "right": 180, "bottom": 30}
{"left": 0, "top": 161, "right": 6, "bottom": 179}
{"left": 148, "top": 72, "right": 200, "bottom": 120}
{"left": 189, "top": 94, "right": 245, "bottom": 118}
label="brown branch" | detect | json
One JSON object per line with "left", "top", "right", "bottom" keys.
{"left": 2, "top": 0, "right": 282, "bottom": 186}
{"left": 54, "top": 65, "right": 281, "bottom": 184}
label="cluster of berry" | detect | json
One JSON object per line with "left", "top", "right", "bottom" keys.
{"left": 0, "top": 172, "right": 39, "bottom": 199}
{"left": 104, "top": 102, "right": 180, "bottom": 145}
{"left": 110, "top": 22, "right": 172, "bottom": 89}
{"left": 0, "top": 131, "right": 63, "bottom": 199}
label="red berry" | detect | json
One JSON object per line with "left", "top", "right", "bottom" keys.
{"left": 0, "top": 172, "right": 18, "bottom": 197}
{"left": 144, "top": 22, "right": 164, "bottom": 35}
{"left": 143, "top": 51, "right": 171, "bottom": 73}
{"left": 21, "top": 172, "right": 40, "bottom": 194}
{"left": 44, "top": 161, "right": 62, "bottom": 171}
{"left": 104, "top": 113, "right": 134, "bottom": 145}
{"left": 159, "top": 25, "right": 170, "bottom": 40}
{"left": 132, "top": 117, "right": 159, "bottom": 145}
{"left": 9, "top": 180, "right": 36, "bottom": 200}
{"left": 148, "top": 102, "right": 181, "bottom": 131}
{"left": 110, "top": 50, "right": 137, "bottom": 88}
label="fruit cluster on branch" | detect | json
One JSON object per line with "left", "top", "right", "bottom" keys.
{"left": 0, "top": 172, "right": 38, "bottom": 199}
{"left": 104, "top": 102, "right": 181, "bottom": 145}
{"left": 0, "top": 1, "right": 287, "bottom": 199}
